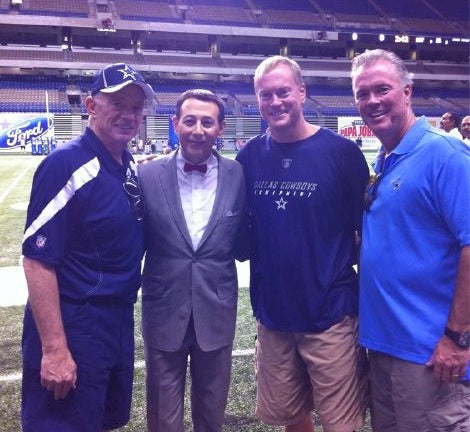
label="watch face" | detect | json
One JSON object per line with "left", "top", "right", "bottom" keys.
{"left": 445, "top": 328, "right": 470, "bottom": 348}
{"left": 458, "top": 333, "right": 470, "bottom": 348}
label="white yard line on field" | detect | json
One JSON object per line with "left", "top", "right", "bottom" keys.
{"left": 0, "top": 349, "right": 256, "bottom": 383}
{"left": 0, "top": 160, "right": 34, "bottom": 204}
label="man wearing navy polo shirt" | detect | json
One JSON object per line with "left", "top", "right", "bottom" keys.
{"left": 21, "top": 63, "right": 154, "bottom": 431}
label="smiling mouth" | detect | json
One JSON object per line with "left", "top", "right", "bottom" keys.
{"left": 369, "top": 112, "right": 386, "bottom": 119}
{"left": 117, "top": 124, "right": 134, "bottom": 132}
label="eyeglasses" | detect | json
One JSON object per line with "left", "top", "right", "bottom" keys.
{"left": 364, "top": 173, "right": 383, "bottom": 211}
{"left": 123, "top": 177, "right": 144, "bottom": 221}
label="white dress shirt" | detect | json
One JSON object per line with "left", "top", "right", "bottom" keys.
{"left": 448, "top": 127, "right": 463, "bottom": 140}
{"left": 176, "top": 150, "right": 218, "bottom": 250}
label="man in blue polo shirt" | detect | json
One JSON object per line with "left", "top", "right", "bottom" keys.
{"left": 21, "top": 63, "right": 154, "bottom": 432}
{"left": 352, "top": 49, "right": 470, "bottom": 431}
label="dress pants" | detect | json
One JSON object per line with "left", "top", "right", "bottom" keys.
{"left": 145, "top": 316, "right": 233, "bottom": 432}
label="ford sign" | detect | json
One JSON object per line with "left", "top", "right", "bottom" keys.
{"left": 0, "top": 116, "right": 54, "bottom": 149}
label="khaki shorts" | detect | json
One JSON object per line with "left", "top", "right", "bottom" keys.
{"left": 369, "top": 350, "right": 470, "bottom": 432}
{"left": 255, "top": 316, "right": 369, "bottom": 432}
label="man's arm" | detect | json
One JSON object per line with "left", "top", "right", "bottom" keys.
{"left": 23, "top": 257, "right": 77, "bottom": 399}
{"left": 427, "top": 245, "right": 470, "bottom": 382}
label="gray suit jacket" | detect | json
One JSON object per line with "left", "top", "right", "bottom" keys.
{"left": 138, "top": 150, "right": 247, "bottom": 352}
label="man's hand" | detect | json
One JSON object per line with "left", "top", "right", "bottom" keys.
{"left": 40, "top": 347, "right": 77, "bottom": 399}
{"left": 426, "top": 336, "right": 470, "bottom": 382}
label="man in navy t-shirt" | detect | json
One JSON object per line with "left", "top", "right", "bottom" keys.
{"left": 237, "top": 56, "right": 370, "bottom": 432}
{"left": 21, "top": 63, "right": 154, "bottom": 432}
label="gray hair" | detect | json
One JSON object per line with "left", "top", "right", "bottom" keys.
{"left": 254, "top": 55, "right": 304, "bottom": 91}
{"left": 351, "top": 49, "right": 414, "bottom": 87}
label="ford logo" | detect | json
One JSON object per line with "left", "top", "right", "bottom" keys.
{"left": 0, "top": 116, "right": 54, "bottom": 149}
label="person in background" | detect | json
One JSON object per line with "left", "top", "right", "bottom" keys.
{"left": 139, "top": 89, "right": 247, "bottom": 432}
{"left": 351, "top": 48, "right": 470, "bottom": 432}
{"left": 236, "top": 55, "right": 370, "bottom": 432}
{"left": 21, "top": 63, "right": 154, "bottom": 432}
{"left": 460, "top": 115, "right": 470, "bottom": 145}
{"left": 440, "top": 111, "right": 463, "bottom": 139}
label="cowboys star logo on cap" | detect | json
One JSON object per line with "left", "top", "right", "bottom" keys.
{"left": 91, "top": 63, "right": 155, "bottom": 101}
{"left": 117, "top": 65, "right": 138, "bottom": 81}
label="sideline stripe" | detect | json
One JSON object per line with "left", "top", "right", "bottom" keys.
{"left": 0, "top": 349, "right": 255, "bottom": 383}
{"left": 0, "top": 160, "right": 35, "bottom": 204}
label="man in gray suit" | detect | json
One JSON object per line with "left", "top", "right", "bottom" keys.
{"left": 138, "top": 89, "right": 247, "bottom": 432}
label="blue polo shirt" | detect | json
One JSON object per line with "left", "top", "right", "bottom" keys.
{"left": 360, "top": 117, "right": 470, "bottom": 377}
{"left": 22, "top": 127, "right": 143, "bottom": 304}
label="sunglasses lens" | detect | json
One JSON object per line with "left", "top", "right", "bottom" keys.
{"left": 123, "top": 178, "right": 144, "bottom": 220}
{"left": 123, "top": 179, "right": 140, "bottom": 197}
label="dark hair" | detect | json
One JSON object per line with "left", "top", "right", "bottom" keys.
{"left": 175, "top": 89, "right": 225, "bottom": 124}
{"left": 446, "top": 112, "right": 461, "bottom": 128}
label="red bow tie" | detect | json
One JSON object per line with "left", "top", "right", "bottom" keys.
{"left": 184, "top": 163, "right": 207, "bottom": 174}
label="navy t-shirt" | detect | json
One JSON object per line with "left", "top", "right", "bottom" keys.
{"left": 236, "top": 128, "right": 369, "bottom": 332}
{"left": 23, "top": 127, "right": 143, "bottom": 304}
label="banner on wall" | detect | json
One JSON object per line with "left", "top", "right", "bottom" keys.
{"left": 337, "top": 117, "right": 380, "bottom": 150}
{"left": 0, "top": 113, "right": 54, "bottom": 151}
{"left": 338, "top": 117, "right": 444, "bottom": 151}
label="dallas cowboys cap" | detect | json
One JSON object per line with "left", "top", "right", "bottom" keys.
{"left": 91, "top": 63, "right": 155, "bottom": 101}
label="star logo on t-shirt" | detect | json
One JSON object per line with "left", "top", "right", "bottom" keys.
{"left": 275, "top": 197, "right": 287, "bottom": 210}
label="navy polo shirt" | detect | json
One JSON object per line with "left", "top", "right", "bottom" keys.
{"left": 23, "top": 127, "right": 143, "bottom": 304}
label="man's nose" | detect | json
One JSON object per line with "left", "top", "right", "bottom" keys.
{"left": 367, "top": 92, "right": 381, "bottom": 104}
{"left": 193, "top": 121, "right": 204, "bottom": 134}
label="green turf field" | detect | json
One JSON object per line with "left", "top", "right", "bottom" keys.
{"left": 0, "top": 153, "right": 373, "bottom": 431}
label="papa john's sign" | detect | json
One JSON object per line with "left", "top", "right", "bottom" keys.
{"left": 0, "top": 114, "right": 54, "bottom": 150}
{"left": 338, "top": 117, "right": 380, "bottom": 150}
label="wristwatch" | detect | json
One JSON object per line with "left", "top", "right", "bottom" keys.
{"left": 445, "top": 327, "right": 470, "bottom": 349}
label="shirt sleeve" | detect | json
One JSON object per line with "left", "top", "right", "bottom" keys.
{"left": 436, "top": 149, "right": 470, "bottom": 247}
{"left": 22, "top": 151, "right": 96, "bottom": 264}
{"left": 342, "top": 141, "right": 370, "bottom": 233}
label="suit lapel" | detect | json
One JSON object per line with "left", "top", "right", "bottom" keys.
{"left": 159, "top": 153, "right": 193, "bottom": 249}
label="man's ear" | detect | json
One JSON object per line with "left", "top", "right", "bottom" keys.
{"left": 85, "top": 96, "right": 96, "bottom": 116}
{"left": 218, "top": 120, "right": 226, "bottom": 137}
{"left": 404, "top": 84, "right": 412, "bottom": 104}
{"left": 172, "top": 115, "right": 179, "bottom": 131}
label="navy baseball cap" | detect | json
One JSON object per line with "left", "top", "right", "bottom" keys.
{"left": 91, "top": 63, "right": 155, "bottom": 100}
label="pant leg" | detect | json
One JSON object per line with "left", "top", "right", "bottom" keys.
{"left": 190, "top": 342, "right": 233, "bottom": 432}
{"left": 369, "top": 351, "right": 398, "bottom": 432}
{"left": 370, "top": 350, "right": 470, "bottom": 432}
{"left": 145, "top": 346, "right": 189, "bottom": 432}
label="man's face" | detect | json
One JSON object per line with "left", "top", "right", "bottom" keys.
{"left": 352, "top": 60, "right": 412, "bottom": 148}
{"left": 173, "top": 98, "right": 225, "bottom": 165}
{"left": 87, "top": 84, "right": 145, "bottom": 149}
{"left": 440, "top": 113, "right": 455, "bottom": 132}
{"left": 461, "top": 116, "right": 470, "bottom": 139}
{"left": 255, "top": 64, "right": 306, "bottom": 136}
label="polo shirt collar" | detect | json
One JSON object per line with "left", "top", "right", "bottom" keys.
{"left": 83, "top": 127, "right": 132, "bottom": 173}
